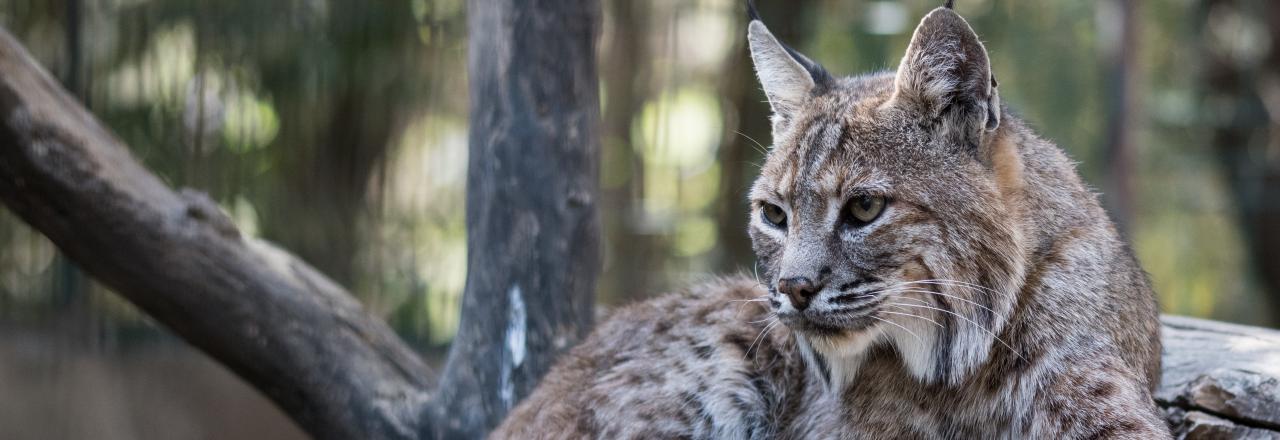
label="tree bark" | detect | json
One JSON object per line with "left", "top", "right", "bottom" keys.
{"left": 1158, "top": 315, "right": 1280, "bottom": 437}
{"left": 427, "top": 0, "right": 603, "bottom": 437}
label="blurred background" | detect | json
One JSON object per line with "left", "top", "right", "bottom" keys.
{"left": 0, "top": 0, "right": 1276, "bottom": 438}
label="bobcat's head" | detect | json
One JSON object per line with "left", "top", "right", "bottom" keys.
{"left": 746, "top": 5, "right": 1027, "bottom": 386}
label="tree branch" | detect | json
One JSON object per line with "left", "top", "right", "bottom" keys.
{"left": 0, "top": 27, "right": 432, "bottom": 440}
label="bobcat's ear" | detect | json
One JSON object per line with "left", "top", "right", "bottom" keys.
{"left": 891, "top": 7, "right": 999, "bottom": 136}
{"left": 747, "top": 8, "right": 830, "bottom": 132}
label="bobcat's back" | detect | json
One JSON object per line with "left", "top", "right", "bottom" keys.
{"left": 494, "top": 278, "right": 810, "bottom": 439}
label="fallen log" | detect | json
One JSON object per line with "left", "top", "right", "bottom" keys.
{"left": 1159, "top": 315, "right": 1280, "bottom": 439}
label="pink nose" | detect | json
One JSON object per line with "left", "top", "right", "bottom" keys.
{"left": 778, "top": 277, "right": 821, "bottom": 310}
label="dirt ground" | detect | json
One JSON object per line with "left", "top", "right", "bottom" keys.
{"left": 0, "top": 323, "right": 307, "bottom": 440}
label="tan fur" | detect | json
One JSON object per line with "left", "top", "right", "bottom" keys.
{"left": 493, "top": 6, "right": 1169, "bottom": 439}
{"left": 991, "top": 129, "right": 1025, "bottom": 202}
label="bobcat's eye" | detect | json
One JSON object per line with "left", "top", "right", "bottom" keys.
{"left": 846, "top": 195, "right": 886, "bottom": 226}
{"left": 761, "top": 203, "right": 787, "bottom": 228}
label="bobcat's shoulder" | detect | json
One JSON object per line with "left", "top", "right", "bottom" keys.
{"left": 494, "top": 277, "right": 810, "bottom": 439}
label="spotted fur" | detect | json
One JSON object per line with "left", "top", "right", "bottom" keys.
{"left": 493, "top": 6, "right": 1169, "bottom": 439}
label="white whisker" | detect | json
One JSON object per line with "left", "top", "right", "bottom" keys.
{"left": 755, "top": 320, "right": 785, "bottom": 368}
{"left": 892, "top": 279, "right": 1000, "bottom": 296}
{"left": 732, "top": 296, "right": 771, "bottom": 319}
{"left": 885, "top": 295, "right": 931, "bottom": 306}
{"left": 881, "top": 287, "right": 999, "bottom": 316}
{"left": 880, "top": 307, "right": 943, "bottom": 329}
{"left": 871, "top": 315, "right": 924, "bottom": 345}
{"left": 735, "top": 130, "right": 769, "bottom": 156}
{"left": 745, "top": 318, "right": 780, "bottom": 361}
{"left": 887, "top": 302, "right": 1025, "bottom": 361}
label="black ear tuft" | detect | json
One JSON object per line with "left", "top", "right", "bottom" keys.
{"left": 782, "top": 46, "right": 833, "bottom": 88}
{"left": 748, "top": 0, "right": 762, "bottom": 22}
{"left": 746, "top": 1, "right": 833, "bottom": 88}
{"left": 944, "top": 0, "right": 955, "bottom": 9}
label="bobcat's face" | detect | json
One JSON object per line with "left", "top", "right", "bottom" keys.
{"left": 748, "top": 75, "right": 1017, "bottom": 343}
{"left": 746, "top": 7, "right": 1025, "bottom": 384}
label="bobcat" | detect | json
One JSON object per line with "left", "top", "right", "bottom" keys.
{"left": 493, "top": 3, "right": 1171, "bottom": 439}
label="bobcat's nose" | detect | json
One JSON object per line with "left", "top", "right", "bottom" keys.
{"left": 778, "top": 276, "right": 822, "bottom": 311}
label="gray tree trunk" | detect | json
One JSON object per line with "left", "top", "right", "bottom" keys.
{"left": 427, "top": 0, "right": 603, "bottom": 437}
